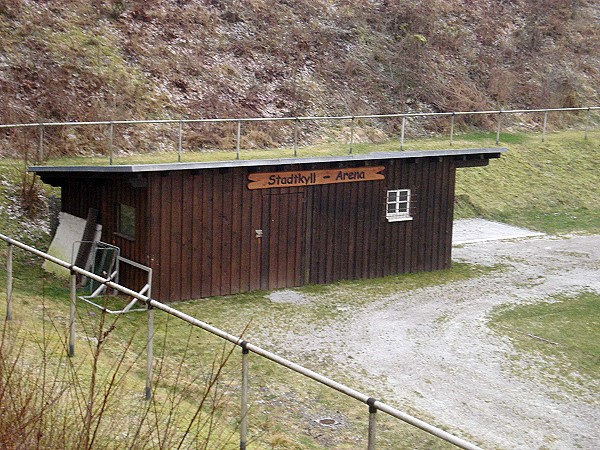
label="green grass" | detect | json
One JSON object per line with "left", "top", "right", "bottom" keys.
{"left": 1, "top": 128, "right": 599, "bottom": 448}
{"left": 452, "top": 131, "right": 528, "bottom": 144}
{"left": 175, "top": 262, "right": 497, "bottom": 339}
{"left": 453, "top": 130, "right": 600, "bottom": 233}
{"left": 0, "top": 258, "right": 490, "bottom": 448}
{"left": 488, "top": 292, "right": 600, "bottom": 395}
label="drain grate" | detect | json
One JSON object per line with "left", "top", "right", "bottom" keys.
{"left": 316, "top": 417, "right": 340, "bottom": 427}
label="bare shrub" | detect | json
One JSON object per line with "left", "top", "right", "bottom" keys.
{"left": 0, "top": 296, "right": 242, "bottom": 449}
{"left": 17, "top": 171, "right": 47, "bottom": 219}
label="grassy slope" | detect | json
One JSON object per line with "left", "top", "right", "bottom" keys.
{"left": 0, "top": 261, "right": 484, "bottom": 449}
{"left": 1, "top": 1, "right": 599, "bottom": 156}
{"left": 453, "top": 130, "right": 600, "bottom": 233}
{"left": 1, "top": 129, "right": 599, "bottom": 448}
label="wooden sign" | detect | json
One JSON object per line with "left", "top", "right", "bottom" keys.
{"left": 248, "top": 166, "right": 384, "bottom": 190}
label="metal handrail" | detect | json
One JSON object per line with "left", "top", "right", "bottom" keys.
{"left": 0, "top": 106, "right": 598, "bottom": 129}
{"left": 1, "top": 105, "right": 598, "bottom": 164}
{"left": 0, "top": 232, "right": 484, "bottom": 450}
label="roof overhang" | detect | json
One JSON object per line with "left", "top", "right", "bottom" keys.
{"left": 30, "top": 148, "right": 506, "bottom": 184}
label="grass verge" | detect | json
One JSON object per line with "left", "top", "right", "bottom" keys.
{"left": 180, "top": 262, "right": 500, "bottom": 338}
{"left": 488, "top": 291, "right": 600, "bottom": 395}
{"left": 0, "top": 247, "right": 496, "bottom": 448}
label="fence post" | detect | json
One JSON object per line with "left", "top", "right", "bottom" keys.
{"left": 145, "top": 304, "right": 154, "bottom": 400}
{"left": 349, "top": 116, "right": 355, "bottom": 154}
{"left": 584, "top": 107, "right": 591, "bottom": 140}
{"left": 495, "top": 111, "right": 502, "bottom": 145}
{"left": 367, "top": 398, "right": 377, "bottom": 450}
{"left": 236, "top": 120, "right": 242, "bottom": 160}
{"left": 240, "top": 344, "right": 249, "bottom": 450}
{"left": 6, "top": 243, "right": 13, "bottom": 321}
{"left": 542, "top": 110, "right": 548, "bottom": 142}
{"left": 450, "top": 113, "right": 455, "bottom": 145}
{"left": 293, "top": 119, "right": 299, "bottom": 157}
{"left": 69, "top": 270, "right": 76, "bottom": 356}
{"left": 108, "top": 121, "right": 114, "bottom": 166}
{"left": 38, "top": 124, "right": 45, "bottom": 163}
{"left": 400, "top": 116, "right": 406, "bottom": 150}
{"left": 178, "top": 119, "right": 183, "bottom": 162}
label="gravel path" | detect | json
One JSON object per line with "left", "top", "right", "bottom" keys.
{"left": 267, "top": 234, "right": 600, "bottom": 449}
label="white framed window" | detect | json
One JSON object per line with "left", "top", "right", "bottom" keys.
{"left": 386, "top": 189, "right": 412, "bottom": 222}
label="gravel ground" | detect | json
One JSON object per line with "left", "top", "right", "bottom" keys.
{"left": 266, "top": 233, "right": 600, "bottom": 449}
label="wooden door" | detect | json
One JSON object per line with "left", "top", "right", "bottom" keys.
{"left": 260, "top": 192, "right": 305, "bottom": 290}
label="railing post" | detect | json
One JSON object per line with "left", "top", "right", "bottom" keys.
{"left": 349, "top": 116, "right": 355, "bottom": 154}
{"left": 496, "top": 111, "right": 502, "bottom": 145}
{"left": 236, "top": 120, "right": 242, "bottom": 160}
{"left": 108, "top": 121, "right": 114, "bottom": 166}
{"left": 542, "top": 110, "right": 548, "bottom": 142}
{"left": 240, "top": 344, "right": 249, "bottom": 450}
{"left": 450, "top": 112, "right": 455, "bottom": 145}
{"left": 145, "top": 304, "right": 154, "bottom": 400}
{"left": 6, "top": 243, "right": 13, "bottom": 321}
{"left": 584, "top": 107, "right": 591, "bottom": 140}
{"left": 400, "top": 116, "right": 406, "bottom": 150}
{"left": 293, "top": 119, "right": 299, "bottom": 157}
{"left": 367, "top": 398, "right": 377, "bottom": 450}
{"left": 178, "top": 119, "right": 183, "bottom": 162}
{"left": 69, "top": 270, "right": 76, "bottom": 356}
{"left": 38, "top": 124, "right": 44, "bottom": 163}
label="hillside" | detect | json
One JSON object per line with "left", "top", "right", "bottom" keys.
{"left": 1, "top": 0, "right": 599, "bottom": 155}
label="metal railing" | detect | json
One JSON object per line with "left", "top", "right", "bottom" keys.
{"left": 1, "top": 106, "right": 598, "bottom": 164}
{"left": 0, "top": 232, "right": 484, "bottom": 450}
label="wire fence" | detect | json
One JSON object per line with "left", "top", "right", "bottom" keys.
{"left": 1, "top": 232, "right": 483, "bottom": 450}
{"left": 1, "top": 106, "right": 599, "bottom": 165}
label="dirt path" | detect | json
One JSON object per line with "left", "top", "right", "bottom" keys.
{"left": 269, "top": 234, "right": 600, "bottom": 449}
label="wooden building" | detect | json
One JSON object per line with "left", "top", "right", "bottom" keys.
{"left": 32, "top": 148, "right": 504, "bottom": 302}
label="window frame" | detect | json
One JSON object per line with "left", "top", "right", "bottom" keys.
{"left": 115, "top": 203, "right": 136, "bottom": 240}
{"left": 386, "top": 189, "right": 412, "bottom": 222}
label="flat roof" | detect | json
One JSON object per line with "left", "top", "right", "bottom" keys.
{"left": 29, "top": 148, "right": 506, "bottom": 174}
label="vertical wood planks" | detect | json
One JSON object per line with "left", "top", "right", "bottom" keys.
{"left": 230, "top": 168, "right": 243, "bottom": 294}
{"left": 170, "top": 172, "right": 183, "bottom": 301}
{"left": 211, "top": 170, "right": 224, "bottom": 295}
{"left": 200, "top": 170, "right": 213, "bottom": 298}
{"left": 148, "top": 174, "right": 162, "bottom": 299}
{"left": 221, "top": 170, "right": 233, "bottom": 295}
{"left": 190, "top": 171, "right": 204, "bottom": 299}
{"left": 159, "top": 174, "right": 172, "bottom": 300}
{"left": 56, "top": 155, "right": 461, "bottom": 301}
{"left": 181, "top": 173, "right": 193, "bottom": 301}
{"left": 249, "top": 188, "right": 262, "bottom": 292}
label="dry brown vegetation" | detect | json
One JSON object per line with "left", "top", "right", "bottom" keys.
{"left": 0, "top": 0, "right": 599, "bottom": 155}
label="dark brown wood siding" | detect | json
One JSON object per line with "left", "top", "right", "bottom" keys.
{"left": 302, "top": 157, "right": 454, "bottom": 285}
{"left": 60, "top": 177, "right": 149, "bottom": 292}
{"left": 147, "top": 168, "right": 264, "bottom": 301}
{"left": 144, "top": 157, "right": 456, "bottom": 301}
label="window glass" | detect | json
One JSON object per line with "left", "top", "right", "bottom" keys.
{"left": 386, "top": 189, "right": 412, "bottom": 222}
{"left": 118, "top": 203, "right": 136, "bottom": 239}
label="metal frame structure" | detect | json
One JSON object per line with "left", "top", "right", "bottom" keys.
{"left": 72, "top": 240, "right": 120, "bottom": 288}
{"left": 1, "top": 232, "right": 483, "bottom": 450}
{"left": 1, "top": 106, "right": 598, "bottom": 163}
{"left": 70, "top": 241, "right": 151, "bottom": 315}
